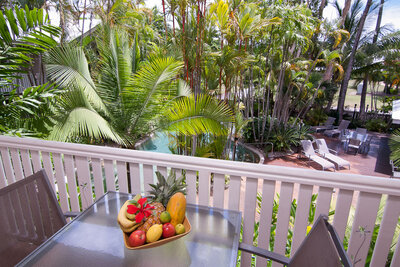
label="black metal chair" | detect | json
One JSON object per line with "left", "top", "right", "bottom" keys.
{"left": 239, "top": 215, "right": 352, "bottom": 267}
{"left": 0, "top": 169, "right": 77, "bottom": 267}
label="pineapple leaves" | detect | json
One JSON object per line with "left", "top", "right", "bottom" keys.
{"left": 148, "top": 171, "right": 186, "bottom": 206}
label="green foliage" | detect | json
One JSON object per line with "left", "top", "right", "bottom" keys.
{"left": 389, "top": 130, "right": 400, "bottom": 164}
{"left": 163, "top": 94, "right": 235, "bottom": 136}
{"left": 365, "top": 119, "right": 388, "bottom": 133}
{"left": 0, "top": 7, "right": 59, "bottom": 85}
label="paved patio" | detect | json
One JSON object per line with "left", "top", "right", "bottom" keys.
{"left": 264, "top": 132, "right": 392, "bottom": 178}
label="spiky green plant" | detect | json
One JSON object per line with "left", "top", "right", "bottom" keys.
{"left": 148, "top": 171, "right": 186, "bottom": 206}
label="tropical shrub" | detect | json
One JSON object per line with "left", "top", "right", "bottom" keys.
{"left": 365, "top": 119, "right": 388, "bottom": 133}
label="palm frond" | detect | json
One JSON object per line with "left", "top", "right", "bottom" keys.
{"left": 123, "top": 56, "right": 183, "bottom": 134}
{"left": 45, "top": 45, "right": 108, "bottom": 115}
{"left": 49, "top": 88, "right": 127, "bottom": 146}
{"left": 164, "top": 94, "right": 234, "bottom": 136}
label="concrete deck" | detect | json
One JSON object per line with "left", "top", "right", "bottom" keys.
{"left": 264, "top": 132, "right": 392, "bottom": 178}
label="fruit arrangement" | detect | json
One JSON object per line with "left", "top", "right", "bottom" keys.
{"left": 117, "top": 171, "right": 190, "bottom": 249}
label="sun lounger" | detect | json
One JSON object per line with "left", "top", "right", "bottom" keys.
{"left": 324, "top": 120, "right": 350, "bottom": 137}
{"left": 315, "top": 139, "right": 350, "bottom": 170}
{"left": 311, "top": 117, "right": 335, "bottom": 133}
{"left": 300, "top": 140, "right": 335, "bottom": 171}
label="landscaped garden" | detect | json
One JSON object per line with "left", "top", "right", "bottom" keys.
{"left": 1, "top": 1, "right": 400, "bottom": 266}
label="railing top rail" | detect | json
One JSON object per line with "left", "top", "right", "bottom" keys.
{"left": 1, "top": 135, "right": 399, "bottom": 196}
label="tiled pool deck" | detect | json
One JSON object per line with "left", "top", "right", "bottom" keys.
{"left": 264, "top": 132, "right": 392, "bottom": 178}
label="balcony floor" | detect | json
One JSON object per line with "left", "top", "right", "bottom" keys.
{"left": 264, "top": 132, "right": 392, "bottom": 178}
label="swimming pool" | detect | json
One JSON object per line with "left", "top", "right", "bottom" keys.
{"left": 137, "top": 132, "right": 260, "bottom": 163}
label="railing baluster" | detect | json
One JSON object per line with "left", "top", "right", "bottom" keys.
{"left": 116, "top": 161, "right": 128, "bottom": 193}
{"left": 212, "top": 173, "right": 225, "bottom": 209}
{"left": 291, "top": 184, "right": 313, "bottom": 256}
{"left": 0, "top": 159, "right": 6, "bottom": 188}
{"left": 186, "top": 170, "right": 197, "bottom": 204}
{"left": 314, "top": 186, "right": 333, "bottom": 221}
{"left": 41, "top": 152, "right": 56, "bottom": 193}
{"left": 272, "top": 182, "right": 294, "bottom": 267}
{"left": 64, "top": 155, "right": 80, "bottom": 211}
{"left": 370, "top": 195, "right": 400, "bottom": 266}
{"left": 75, "top": 156, "right": 94, "bottom": 209}
{"left": 347, "top": 191, "right": 381, "bottom": 266}
{"left": 228, "top": 175, "right": 241, "bottom": 210}
{"left": 129, "top": 162, "right": 141, "bottom": 195}
{"left": 91, "top": 158, "right": 105, "bottom": 199}
{"left": 30, "top": 150, "right": 42, "bottom": 173}
{"left": 241, "top": 177, "right": 258, "bottom": 267}
{"left": 104, "top": 159, "right": 116, "bottom": 192}
{"left": 391, "top": 234, "right": 400, "bottom": 267}
{"left": 256, "top": 180, "right": 276, "bottom": 267}
{"left": 333, "top": 189, "right": 354, "bottom": 241}
{"left": 1, "top": 147, "right": 15, "bottom": 184}
{"left": 9, "top": 148, "right": 23, "bottom": 181}
{"left": 20, "top": 149, "right": 33, "bottom": 176}
{"left": 198, "top": 170, "right": 210, "bottom": 206}
{"left": 143, "top": 164, "right": 154, "bottom": 195}
{"left": 52, "top": 153, "right": 69, "bottom": 212}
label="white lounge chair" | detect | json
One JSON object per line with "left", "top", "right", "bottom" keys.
{"left": 315, "top": 139, "right": 350, "bottom": 170}
{"left": 311, "top": 117, "right": 335, "bottom": 133}
{"left": 300, "top": 140, "right": 335, "bottom": 171}
{"left": 324, "top": 120, "right": 350, "bottom": 137}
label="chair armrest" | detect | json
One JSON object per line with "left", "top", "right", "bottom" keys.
{"left": 64, "top": 211, "right": 81, "bottom": 218}
{"left": 328, "top": 149, "right": 338, "bottom": 155}
{"left": 239, "top": 243, "right": 290, "bottom": 265}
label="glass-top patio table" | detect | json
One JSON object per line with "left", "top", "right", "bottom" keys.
{"left": 17, "top": 191, "right": 242, "bottom": 267}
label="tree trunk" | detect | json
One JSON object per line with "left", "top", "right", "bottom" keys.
{"left": 162, "top": 0, "right": 167, "bottom": 40}
{"left": 339, "top": 0, "right": 352, "bottom": 28}
{"left": 81, "top": 0, "right": 87, "bottom": 45}
{"left": 359, "top": 75, "right": 368, "bottom": 118}
{"left": 360, "top": 0, "right": 383, "bottom": 118}
{"left": 337, "top": 0, "right": 372, "bottom": 122}
{"left": 318, "top": 0, "right": 327, "bottom": 19}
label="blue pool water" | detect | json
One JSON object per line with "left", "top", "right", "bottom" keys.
{"left": 137, "top": 132, "right": 259, "bottom": 163}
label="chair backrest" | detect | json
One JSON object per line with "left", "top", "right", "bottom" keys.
{"left": 301, "top": 140, "right": 316, "bottom": 157}
{"left": 349, "top": 138, "right": 361, "bottom": 146}
{"left": 289, "top": 215, "right": 352, "bottom": 267}
{"left": 338, "top": 120, "right": 350, "bottom": 131}
{"left": 356, "top": 128, "right": 367, "bottom": 135}
{"left": 324, "top": 117, "right": 336, "bottom": 127}
{"left": 316, "top": 139, "right": 330, "bottom": 154}
{"left": 0, "top": 169, "right": 66, "bottom": 266}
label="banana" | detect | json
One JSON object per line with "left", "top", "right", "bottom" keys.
{"left": 118, "top": 200, "right": 136, "bottom": 229}
{"left": 118, "top": 221, "right": 143, "bottom": 233}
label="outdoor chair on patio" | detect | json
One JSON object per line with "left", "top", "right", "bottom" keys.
{"left": 0, "top": 169, "right": 76, "bottom": 266}
{"left": 311, "top": 116, "right": 335, "bottom": 133}
{"left": 346, "top": 138, "right": 361, "bottom": 155}
{"left": 239, "top": 214, "right": 352, "bottom": 267}
{"left": 316, "top": 139, "right": 350, "bottom": 170}
{"left": 324, "top": 120, "right": 350, "bottom": 138}
{"left": 356, "top": 128, "right": 367, "bottom": 135}
{"left": 359, "top": 135, "right": 372, "bottom": 154}
{"left": 301, "top": 140, "right": 335, "bottom": 171}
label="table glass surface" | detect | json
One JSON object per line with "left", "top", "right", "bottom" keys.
{"left": 17, "top": 191, "right": 242, "bottom": 267}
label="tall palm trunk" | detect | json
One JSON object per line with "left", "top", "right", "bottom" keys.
{"left": 81, "top": 0, "right": 87, "bottom": 45}
{"left": 339, "top": 0, "right": 352, "bottom": 28}
{"left": 338, "top": 0, "right": 372, "bottom": 122}
{"left": 360, "top": 0, "right": 384, "bottom": 118}
{"left": 318, "top": 0, "right": 327, "bottom": 19}
{"left": 162, "top": 0, "right": 167, "bottom": 40}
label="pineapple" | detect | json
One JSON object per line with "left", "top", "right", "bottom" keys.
{"left": 137, "top": 202, "right": 165, "bottom": 232}
{"left": 148, "top": 171, "right": 186, "bottom": 206}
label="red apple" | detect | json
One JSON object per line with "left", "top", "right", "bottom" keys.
{"left": 162, "top": 223, "right": 175, "bottom": 238}
{"left": 129, "top": 230, "right": 146, "bottom": 247}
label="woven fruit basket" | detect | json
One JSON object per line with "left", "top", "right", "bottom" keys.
{"left": 123, "top": 216, "right": 191, "bottom": 250}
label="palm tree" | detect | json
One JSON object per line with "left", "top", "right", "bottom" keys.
{"left": 337, "top": 0, "right": 373, "bottom": 122}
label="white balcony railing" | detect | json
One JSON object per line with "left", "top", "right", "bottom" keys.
{"left": 0, "top": 135, "right": 399, "bottom": 267}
